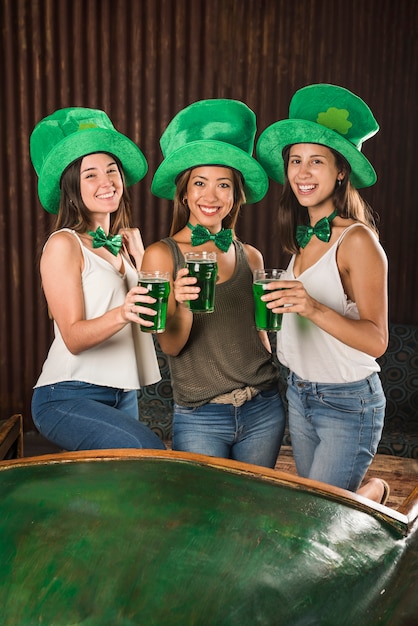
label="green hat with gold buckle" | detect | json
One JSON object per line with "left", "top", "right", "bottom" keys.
{"left": 256, "top": 84, "right": 379, "bottom": 188}
{"left": 151, "top": 99, "right": 268, "bottom": 203}
{"left": 30, "top": 107, "right": 148, "bottom": 213}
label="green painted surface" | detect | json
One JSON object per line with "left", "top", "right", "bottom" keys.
{"left": 0, "top": 457, "right": 416, "bottom": 625}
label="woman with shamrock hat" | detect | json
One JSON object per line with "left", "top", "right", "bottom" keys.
{"left": 142, "top": 99, "right": 285, "bottom": 468}
{"left": 256, "top": 84, "right": 389, "bottom": 503}
{"left": 30, "top": 107, "right": 165, "bottom": 452}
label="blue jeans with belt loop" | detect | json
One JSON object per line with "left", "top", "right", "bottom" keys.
{"left": 172, "top": 386, "right": 285, "bottom": 468}
{"left": 286, "top": 371, "right": 386, "bottom": 492}
{"left": 32, "top": 381, "right": 166, "bottom": 452}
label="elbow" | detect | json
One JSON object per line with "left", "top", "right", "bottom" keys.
{"left": 372, "top": 343, "right": 388, "bottom": 359}
{"left": 161, "top": 344, "right": 181, "bottom": 357}
{"left": 369, "top": 332, "right": 389, "bottom": 359}
{"left": 166, "top": 349, "right": 179, "bottom": 357}
{"left": 63, "top": 339, "right": 83, "bottom": 356}
{"left": 156, "top": 335, "right": 181, "bottom": 357}
{"left": 67, "top": 346, "right": 83, "bottom": 356}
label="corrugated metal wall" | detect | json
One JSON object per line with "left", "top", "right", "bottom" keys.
{"left": 1, "top": 0, "right": 417, "bottom": 428}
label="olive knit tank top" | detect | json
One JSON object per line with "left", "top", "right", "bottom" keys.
{"left": 162, "top": 238, "right": 279, "bottom": 407}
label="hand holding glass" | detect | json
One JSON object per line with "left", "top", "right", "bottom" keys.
{"left": 137, "top": 271, "right": 170, "bottom": 333}
{"left": 253, "top": 269, "right": 286, "bottom": 331}
{"left": 184, "top": 252, "right": 218, "bottom": 313}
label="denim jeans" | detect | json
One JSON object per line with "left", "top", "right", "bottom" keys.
{"left": 172, "top": 387, "right": 286, "bottom": 468}
{"left": 287, "top": 371, "right": 386, "bottom": 491}
{"left": 32, "top": 381, "right": 166, "bottom": 452}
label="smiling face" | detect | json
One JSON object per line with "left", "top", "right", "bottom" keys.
{"left": 287, "top": 144, "right": 344, "bottom": 214}
{"left": 184, "top": 166, "right": 235, "bottom": 233}
{"left": 79, "top": 153, "right": 123, "bottom": 218}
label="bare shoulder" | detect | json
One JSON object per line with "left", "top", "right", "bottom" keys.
{"left": 341, "top": 223, "right": 384, "bottom": 251}
{"left": 142, "top": 239, "right": 174, "bottom": 270}
{"left": 242, "top": 242, "right": 264, "bottom": 270}
{"left": 339, "top": 223, "right": 387, "bottom": 268}
{"left": 40, "top": 230, "right": 83, "bottom": 278}
{"left": 143, "top": 239, "right": 172, "bottom": 258}
{"left": 42, "top": 230, "right": 81, "bottom": 258}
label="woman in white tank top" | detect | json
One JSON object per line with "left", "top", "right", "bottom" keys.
{"left": 256, "top": 84, "right": 389, "bottom": 504}
{"left": 29, "top": 107, "right": 165, "bottom": 452}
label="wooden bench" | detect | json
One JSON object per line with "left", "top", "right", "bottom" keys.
{"left": 0, "top": 414, "right": 23, "bottom": 460}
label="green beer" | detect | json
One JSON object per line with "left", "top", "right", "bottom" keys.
{"left": 253, "top": 269, "right": 286, "bottom": 331}
{"left": 185, "top": 252, "right": 218, "bottom": 313}
{"left": 137, "top": 272, "right": 170, "bottom": 333}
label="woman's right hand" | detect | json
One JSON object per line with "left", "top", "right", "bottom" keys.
{"left": 262, "top": 279, "right": 314, "bottom": 318}
{"left": 125, "top": 284, "right": 156, "bottom": 330}
{"left": 173, "top": 267, "right": 199, "bottom": 306}
{"left": 140, "top": 242, "right": 194, "bottom": 356}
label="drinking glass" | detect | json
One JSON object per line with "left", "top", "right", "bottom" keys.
{"left": 253, "top": 269, "right": 286, "bottom": 331}
{"left": 184, "top": 251, "right": 218, "bottom": 313}
{"left": 137, "top": 271, "right": 171, "bottom": 333}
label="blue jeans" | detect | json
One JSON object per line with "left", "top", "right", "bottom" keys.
{"left": 172, "top": 387, "right": 285, "bottom": 468}
{"left": 287, "top": 371, "right": 386, "bottom": 491}
{"left": 32, "top": 381, "right": 166, "bottom": 452}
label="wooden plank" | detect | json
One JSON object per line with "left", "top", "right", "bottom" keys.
{"left": 0, "top": 414, "right": 23, "bottom": 460}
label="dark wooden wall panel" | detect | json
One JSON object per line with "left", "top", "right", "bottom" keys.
{"left": 0, "top": 0, "right": 416, "bottom": 427}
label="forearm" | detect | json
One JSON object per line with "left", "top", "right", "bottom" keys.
{"left": 157, "top": 304, "right": 194, "bottom": 356}
{"left": 259, "top": 330, "right": 272, "bottom": 353}
{"left": 60, "top": 305, "right": 129, "bottom": 355}
{"left": 307, "top": 302, "right": 388, "bottom": 357}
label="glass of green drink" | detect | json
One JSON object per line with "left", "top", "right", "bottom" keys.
{"left": 137, "top": 271, "right": 171, "bottom": 333}
{"left": 253, "top": 269, "right": 286, "bottom": 331}
{"left": 184, "top": 251, "right": 218, "bottom": 313}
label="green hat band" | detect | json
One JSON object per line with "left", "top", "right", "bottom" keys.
{"left": 256, "top": 84, "right": 379, "bottom": 188}
{"left": 30, "top": 107, "right": 148, "bottom": 213}
{"left": 152, "top": 99, "right": 268, "bottom": 203}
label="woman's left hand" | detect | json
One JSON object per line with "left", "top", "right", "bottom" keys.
{"left": 261, "top": 279, "right": 316, "bottom": 318}
{"left": 125, "top": 284, "right": 156, "bottom": 329}
{"left": 119, "top": 228, "right": 145, "bottom": 266}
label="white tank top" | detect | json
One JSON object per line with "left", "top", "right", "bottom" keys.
{"left": 277, "top": 224, "right": 382, "bottom": 383}
{"left": 34, "top": 229, "right": 140, "bottom": 390}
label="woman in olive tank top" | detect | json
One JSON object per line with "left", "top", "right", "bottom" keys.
{"left": 142, "top": 99, "right": 286, "bottom": 468}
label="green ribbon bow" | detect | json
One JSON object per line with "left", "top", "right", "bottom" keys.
{"left": 187, "top": 222, "right": 233, "bottom": 253}
{"left": 87, "top": 226, "right": 123, "bottom": 256}
{"left": 296, "top": 211, "right": 337, "bottom": 249}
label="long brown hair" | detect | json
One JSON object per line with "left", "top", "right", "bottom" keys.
{"left": 169, "top": 167, "right": 246, "bottom": 237}
{"left": 54, "top": 153, "right": 133, "bottom": 234}
{"left": 278, "top": 146, "right": 379, "bottom": 254}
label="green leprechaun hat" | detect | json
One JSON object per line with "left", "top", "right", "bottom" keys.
{"left": 151, "top": 99, "right": 268, "bottom": 203}
{"left": 256, "top": 84, "right": 379, "bottom": 188}
{"left": 30, "top": 107, "right": 148, "bottom": 213}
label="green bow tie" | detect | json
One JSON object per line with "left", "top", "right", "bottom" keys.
{"left": 87, "top": 226, "right": 123, "bottom": 256}
{"left": 187, "top": 222, "right": 233, "bottom": 253}
{"left": 296, "top": 211, "right": 337, "bottom": 248}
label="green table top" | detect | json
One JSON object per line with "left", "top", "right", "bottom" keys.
{"left": 0, "top": 451, "right": 417, "bottom": 625}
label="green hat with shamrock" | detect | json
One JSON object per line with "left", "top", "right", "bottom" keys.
{"left": 256, "top": 84, "right": 379, "bottom": 188}
{"left": 30, "top": 107, "right": 148, "bottom": 213}
{"left": 151, "top": 99, "right": 268, "bottom": 203}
